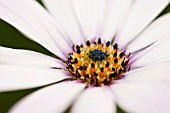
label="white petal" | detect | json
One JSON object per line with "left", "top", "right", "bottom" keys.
{"left": 0, "top": 65, "right": 68, "bottom": 92}
{"left": 43, "top": 0, "right": 85, "bottom": 45}
{"left": 127, "top": 13, "right": 170, "bottom": 53}
{"left": 101, "top": 0, "right": 133, "bottom": 41}
{"left": 130, "top": 35, "right": 170, "bottom": 67}
{"left": 0, "top": 0, "right": 71, "bottom": 59}
{"left": 124, "top": 61, "right": 170, "bottom": 83}
{"left": 9, "top": 81, "right": 86, "bottom": 113}
{"left": 111, "top": 83, "right": 170, "bottom": 113}
{"left": 71, "top": 86, "right": 116, "bottom": 113}
{"left": 115, "top": 0, "right": 170, "bottom": 49}
{"left": 72, "top": 0, "right": 106, "bottom": 40}
{"left": 0, "top": 46, "right": 64, "bottom": 68}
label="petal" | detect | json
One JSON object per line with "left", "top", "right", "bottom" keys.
{"left": 9, "top": 81, "right": 86, "bottom": 113}
{"left": 0, "top": 0, "right": 71, "bottom": 59}
{"left": 43, "top": 0, "right": 86, "bottom": 45}
{"left": 72, "top": 0, "right": 106, "bottom": 40}
{"left": 101, "top": 0, "right": 133, "bottom": 41}
{"left": 124, "top": 61, "right": 170, "bottom": 83}
{"left": 111, "top": 83, "right": 170, "bottom": 113}
{"left": 115, "top": 0, "right": 170, "bottom": 49}
{"left": 71, "top": 86, "right": 116, "bottom": 113}
{"left": 0, "top": 46, "right": 64, "bottom": 68}
{"left": 0, "top": 65, "right": 68, "bottom": 92}
{"left": 127, "top": 13, "right": 170, "bottom": 53}
{"left": 130, "top": 34, "right": 170, "bottom": 67}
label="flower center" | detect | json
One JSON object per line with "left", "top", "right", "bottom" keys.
{"left": 89, "top": 49, "right": 108, "bottom": 61}
{"left": 66, "top": 38, "right": 130, "bottom": 86}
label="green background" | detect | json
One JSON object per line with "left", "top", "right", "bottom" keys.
{"left": 0, "top": 1, "right": 170, "bottom": 113}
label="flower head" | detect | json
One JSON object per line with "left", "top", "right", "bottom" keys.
{"left": 0, "top": 0, "right": 170, "bottom": 113}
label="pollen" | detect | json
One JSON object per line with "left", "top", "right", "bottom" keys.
{"left": 66, "top": 38, "right": 129, "bottom": 86}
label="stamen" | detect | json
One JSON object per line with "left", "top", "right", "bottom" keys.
{"left": 113, "top": 52, "right": 117, "bottom": 57}
{"left": 110, "top": 73, "right": 117, "bottom": 78}
{"left": 98, "top": 38, "right": 101, "bottom": 44}
{"left": 112, "top": 68, "right": 115, "bottom": 71}
{"left": 100, "top": 67, "right": 104, "bottom": 72}
{"left": 119, "top": 52, "right": 124, "bottom": 58}
{"left": 91, "top": 63, "right": 95, "bottom": 68}
{"left": 106, "top": 41, "right": 110, "bottom": 46}
{"left": 66, "top": 39, "right": 129, "bottom": 86}
{"left": 74, "top": 58, "right": 78, "bottom": 64}
{"left": 114, "top": 58, "right": 118, "bottom": 64}
{"left": 113, "top": 43, "right": 118, "bottom": 49}
{"left": 76, "top": 45, "right": 81, "bottom": 54}
{"left": 86, "top": 40, "right": 91, "bottom": 46}
{"left": 106, "top": 62, "right": 110, "bottom": 67}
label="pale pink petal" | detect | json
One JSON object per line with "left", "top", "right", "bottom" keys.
{"left": 127, "top": 13, "right": 170, "bottom": 53}
{"left": 71, "top": 86, "right": 116, "bottom": 113}
{"left": 0, "top": 0, "right": 71, "bottom": 60}
{"left": 101, "top": 0, "right": 133, "bottom": 41}
{"left": 0, "top": 65, "right": 69, "bottom": 92}
{"left": 43, "top": 0, "right": 85, "bottom": 45}
{"left": 115, "top": 0, "right": 169, "bottom": 49}
{"left": 111, "top": 83, "right": 170, "bottom": 113}
{"left": 9, "top": 81, "right": 86, "bottom": 113}
{"left": 131, "top": 35, "right": 170, "bottom": 67}
{"left": 72, "top": 0, "right": 106, "bottom": 40}
{"left": 0, "top": 46, "right": 64, "bottom": 68}
{"left": 124, "top": 61, "right": 170, "bottom": 83}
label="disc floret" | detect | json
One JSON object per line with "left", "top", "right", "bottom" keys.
{"left": 66, "top": 38, "right": 129, "bottom": 86}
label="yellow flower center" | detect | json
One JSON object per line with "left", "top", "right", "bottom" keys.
{"left": 66, "top": 38, "right": 129, "bottom": 86}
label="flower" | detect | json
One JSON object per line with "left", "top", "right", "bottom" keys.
{"left": 0, "top": 0, "right": 170, "bottom": 113}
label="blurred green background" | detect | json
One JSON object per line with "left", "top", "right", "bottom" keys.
{"left": 0, "top": 1, "right": 170, "bottom": 113}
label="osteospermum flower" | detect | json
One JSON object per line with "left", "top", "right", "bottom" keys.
{"left": 1, "top": 0, "right": 170, "bottom": 113}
